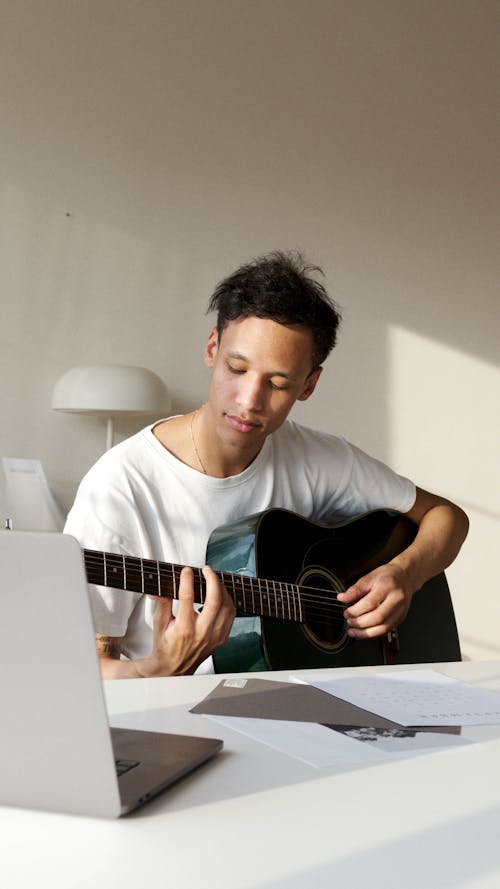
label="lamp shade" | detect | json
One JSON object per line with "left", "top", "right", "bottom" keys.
{"left": 51, "top": 364, "right": 170, "bottom": 415}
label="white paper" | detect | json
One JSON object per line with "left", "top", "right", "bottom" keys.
{"left": 296, "top": 669, "right": 500, "bottom": 727}
{"left": 204, "top": 714, "right": 471, "bottom": 768}
{"left": 1, "top": 458, "right": 66, "bottom": 531}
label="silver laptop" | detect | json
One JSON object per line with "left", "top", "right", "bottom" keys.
{"left": 0, "top": 529, "right": 222, "bottom": 818}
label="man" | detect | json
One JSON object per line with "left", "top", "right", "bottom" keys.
{"left": 64, "top": 251, "right": 468, "bottom": 678}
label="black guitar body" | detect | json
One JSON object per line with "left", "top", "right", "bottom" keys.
{"left": 207, "top": 508, "right": 462, "bottom": 671}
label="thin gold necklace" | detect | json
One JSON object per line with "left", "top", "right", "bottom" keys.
{"left": 189, "top": 408, "right": 208, "bottom": 475}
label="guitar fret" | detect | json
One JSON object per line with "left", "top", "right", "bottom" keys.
{"left": 285, "top": 582, "right": 291, "bottom": 620}
{"left": 197, "top": 568, "right": 204, "bottom": 605}
{"left": 278, "top": 580, "right": 286, "bottom": 620}
{"left": 273, "top": 579, "right": 282, "bottom": 619}
{"left": 102, "top": 553, "right": 125, "bottom": 590}
{"left": 139, "top": 559, "right": 158, "bottom": 596}
{"left": 295, "top": 585, "right": 302, "bottom": 622}
{"left": 286, "top": 583, "right": 292, "bottom": 621}
{"left": 231, "top": 574, "right": 243, "bottom": 611}
{"left": 124, "top": 556, "right": 143, "bottom": 593}
{"left": 281, "top": 580, "right": 287, "bottom": 620}
{"left": 272, "top": 580, "right": 279, "bottom": 619}
{"left": 252, "top": 576, "right": 260, "bottom": 616}
{"left": 270, "top": 579, "right": 276, "bottom": 617}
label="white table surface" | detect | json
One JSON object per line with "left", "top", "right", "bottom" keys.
{"left": 2, "top": 660, "right": 500, "bottom": 889}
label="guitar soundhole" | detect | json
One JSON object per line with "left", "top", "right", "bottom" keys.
{"left": 298, "top": 566, "right": 348, "bottom": 653}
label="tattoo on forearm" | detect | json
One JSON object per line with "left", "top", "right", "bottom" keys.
{"left": 95, "top": 634, "right": 121, "bottom": 659}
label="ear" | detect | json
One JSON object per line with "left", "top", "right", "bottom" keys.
{"left": 297, "top": 367, "right": 322, "bottom": 401}
{"left": 204, "top": 327, "right": 219, "bottom": 368}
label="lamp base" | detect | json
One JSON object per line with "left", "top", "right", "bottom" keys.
{"left": 106, "top": 417, "right": 114, "bottom": 451}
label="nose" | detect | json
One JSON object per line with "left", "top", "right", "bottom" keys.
{"left": 236, "top": 374, "right": 265, "bottom": 413}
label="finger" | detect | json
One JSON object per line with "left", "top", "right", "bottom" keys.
{"left": 202, "top": 565, "right": 235, "bottom": 613}
{"left": 336, "top": 586, "right": 365, "bottom": 604}
{"left": 173, "top": 567, "right": 197, "bottom": 623}
{"left": 346, "top": 599, "right": 406, "bottom": 635}
{"left": 342, "top": 570, "right": 403, "bottom": 618}
{"left": 346, "top": 621, "right": 395, "bottom": 640}
{"left": 151, "top": 596, "right": 173, "bottom": 621}
{"left": 216, "top": 573, "right": 236, "bottom": 619}
{"left": 212, "top": 590, "right": 236, "bottom": 643}
{"left": 343, "top": 588, "right": 384, "bottom": 619}
{"left": 337, "top": 574, "right": 381, "bottom": 607}
{"left": 198, "top": 566, "right": 235, "bottom": 642}
{"left": 197, "top": 565, "right": 226, "bottom": 619}
{"left": 345, "top": 603, "right": 392, "bottom": 632}
{"left": 151, "top": 596, "right": 174, "bottom": 640}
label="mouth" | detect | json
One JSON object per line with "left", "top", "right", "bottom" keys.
{"left": 226, "top": 414, "right": 260, "bottom": 433}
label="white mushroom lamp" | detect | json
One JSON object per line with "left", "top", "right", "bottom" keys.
{"left": 51, "top": 364, "right": 170, "bottom": 450}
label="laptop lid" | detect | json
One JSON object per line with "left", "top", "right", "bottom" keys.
{"left": 0, "top": 530, "right": 221, "bottom": 818}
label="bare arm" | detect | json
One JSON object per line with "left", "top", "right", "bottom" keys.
{"left": 336, "top": 487, "right": 469, "bottom": 639}
{"left": 95, "top": 565, "right": 235, "bottom": 679}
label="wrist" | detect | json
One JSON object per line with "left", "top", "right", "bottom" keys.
{"left": 133, "top": 654, "right": 168, "bottom": 679}
{"left": 387, "top": 554, "right": 421, "bottom": 597}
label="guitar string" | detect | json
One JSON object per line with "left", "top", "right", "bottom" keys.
{"left": 81, "top": 582, "right": 342, "bottom": 616}
{"left": 83, "top": 551, "right": 348, "bottom": 617}
{"left": 81, "top": 587, "right": 345, "bottom": 622}
{"left": 83, "top": 550, "right": 347, "bottom": 608}
{"left": 81, "top": 583, "right": 343, "bottom": 619}
{"left": 83, "top": 554, "right": 346, "bottom": 613}
{"left": 83, "top": 550, "right": 347, "bottom": 607}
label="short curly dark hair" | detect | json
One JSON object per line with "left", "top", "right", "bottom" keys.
{"left": 207, "top": 250, "right": 341, "bottom": 368}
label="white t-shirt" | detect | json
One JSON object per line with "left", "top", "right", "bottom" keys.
{"left": 64, "top": 419, "right": 416, "bottom": 671}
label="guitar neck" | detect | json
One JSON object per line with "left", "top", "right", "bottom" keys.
{"left": 83, "top": 548, "right": 304, "bottom": 623}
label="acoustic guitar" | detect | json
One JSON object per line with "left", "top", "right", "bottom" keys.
{"left": 84, "top": 508, "right": 461, "bottom": 672}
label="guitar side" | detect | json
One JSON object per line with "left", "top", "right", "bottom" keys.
{"left": 206, "top": 512, "right": 268, "bottom": 672}
{"left": 207, "top": 508, "right": 462, "bottom": 671}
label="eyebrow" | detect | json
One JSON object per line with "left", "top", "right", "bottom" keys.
{"left": 225, "top": 350, "right": 298, "bottom": 380}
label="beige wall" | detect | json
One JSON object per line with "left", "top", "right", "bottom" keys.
{"left": 1, "top": 0, "right": 498, "bottom": 659}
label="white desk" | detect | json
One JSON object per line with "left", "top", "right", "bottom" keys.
{"left": 2, "top": 660, "right": 500, "bottom": 889}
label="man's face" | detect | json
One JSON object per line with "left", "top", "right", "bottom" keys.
{"left": 204, "top": 315, "right": 321, "bottom": 458}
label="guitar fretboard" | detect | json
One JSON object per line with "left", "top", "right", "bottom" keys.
{"left": 83, "top": 549, "right": 304, "bottom": 622}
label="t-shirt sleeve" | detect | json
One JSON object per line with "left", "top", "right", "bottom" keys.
{"left": 271, "top": 422, "right": 417, "bottom": 522}
{"left": 332, "top": 439, "right": 417, "bottom": 517}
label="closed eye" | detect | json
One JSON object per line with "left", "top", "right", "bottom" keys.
{"left": 226, "top": 362, "right": 290, "bottom": 390}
